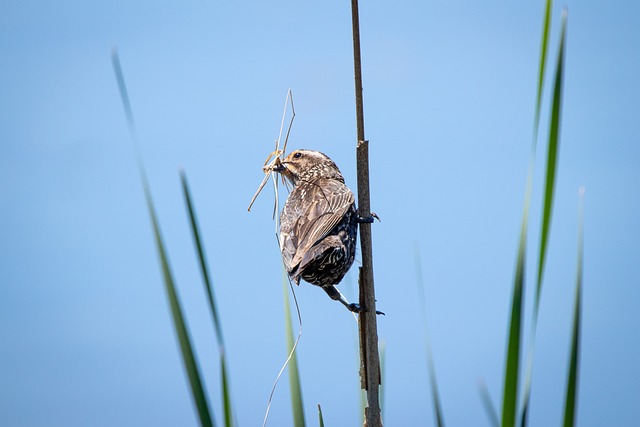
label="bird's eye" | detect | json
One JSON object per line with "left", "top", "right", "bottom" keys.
{"left": 293, "top": 152, "right": 302, "bottom": 159}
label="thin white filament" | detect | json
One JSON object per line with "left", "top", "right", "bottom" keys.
{"left": 262, "top": 244, "right": 304, "bottom": 427}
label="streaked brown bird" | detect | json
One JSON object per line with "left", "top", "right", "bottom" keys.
{"left": 274, "top": 149, "right": 370, "bottom": 312}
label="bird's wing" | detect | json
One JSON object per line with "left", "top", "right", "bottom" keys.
{"left": 279, "top": 179, "right": 354, "bottom": 274}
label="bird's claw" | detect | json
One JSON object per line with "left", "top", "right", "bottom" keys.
{"left": 347, "top": 303, "right": 362, "bottom": 313}
{"left": 356, "top": 212, "right": 380, "bottom": 224}
{"left": 347, "top": 303, "right": 385, "bottom": 316}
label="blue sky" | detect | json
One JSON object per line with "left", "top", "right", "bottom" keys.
{"left": 1, "top": 1, "right": 639, "bottom": 426}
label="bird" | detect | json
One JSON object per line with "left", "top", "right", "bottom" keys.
{"left": 273, "top": 149, "right": 370, "bottom": 313}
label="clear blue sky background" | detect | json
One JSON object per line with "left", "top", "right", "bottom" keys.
{"left": 1, "top": 1, "right": 639, "bottom": 426}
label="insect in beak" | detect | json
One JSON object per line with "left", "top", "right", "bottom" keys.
{"left": 247, "top": 89, "right": 295, "bottom": 213}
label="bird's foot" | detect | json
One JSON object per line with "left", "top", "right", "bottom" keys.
{"left": 325, "top": 286, "right": 385, "bottom": 315}
{"left": 347, "top": 302, "right": 362, "bottom": 313}
{"left": 347, "top": 303, "right": 385, "bottom": 315}
{"left": 356, "top": 212, "right": 380, "bottom": 224}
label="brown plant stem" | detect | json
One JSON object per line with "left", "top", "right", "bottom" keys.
{"left": 350, "top": 0, "right": 382, "bottom": 426}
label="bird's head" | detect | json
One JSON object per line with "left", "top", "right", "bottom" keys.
{"left": 274, "top": 149, "right": 345, "bottom": 186}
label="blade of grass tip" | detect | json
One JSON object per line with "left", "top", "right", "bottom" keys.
{"left": 478, "top": 379, "right": 500, "bottom": 427}
{"left": 180, "top": 171, "right": 235, "bottom": 427}
{"left": 521, "top": 9, "right": 568, "bottom": 427}
{"left": 413, "top": 243, "right": 445, "bottom": 427}
{"left": 111, "top": 49, "right": 214, "bottom": 427}
{"left": 519, "top": 3, "right": 557, "bottom": 425}
{"left": 283, "top": 275, "right": 305, "bottom": 427}
{"left": 110, "top": 47, "right": 137, "bottom": 139}
{"left": 531, "top": 0, "right": 556, "bottom": 325}
{"left": 111, "top": 47, "right": 146, "bottom": 178}
{"left": 563, "top": 186, "right": 583, "bottom": 427}
{"left": 317, "top": 404, "right": 325, "bottom": 427}
{"left": 533, "top": 0, "right": 553, "bottom": 142}
{"left": 536, "top": 5, "right": 566, "bottom": 322}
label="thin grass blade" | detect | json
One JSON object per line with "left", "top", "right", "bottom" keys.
{"left": 563, "top": 187, "right": 584, "bottom": 427}
{"left": 478, "top": 380, "right": 500, "bottom": 427}
{"left": 533, "top": 0, "right": 553, "bottom": 142}
{"left": 413, "top": 243, "right": 445, "bottom": 427}
{"left": 522, "top": 15, "right": 568, "bottom": 423}
{"left": 220, "top": 353, "right": 234, "bottom": 427}
{"left": 520, "top": 4, "right": 561, "bottom": 426}
{"left": 317, "top": 404, "right": 325, "bottom": 427}
{"left": 501, "top": 213, "right": 527, "bottom": 427}
{"left": 536, "top": 6, "right": 566, "bottom": 318}
{"left": 180, "top": 171, "right": 225, "bottom": 347}
{"left": 111, "top": 49, "right": 214, "bottom": 427}
{"left": 283, "top": 277, "right": 305, "bottom": 427}
{"left": 180, "top": 170, "right": 234, "bottom": 427}
{"left": 145, "top": 183, "right": 215, "bottom": 427}
{"left": 110, "top": 47, "right": 137, "bottom": 139}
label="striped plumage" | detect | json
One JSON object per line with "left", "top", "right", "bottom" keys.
{"left": 275, "top": 149, "right": 358, "bottom": 296}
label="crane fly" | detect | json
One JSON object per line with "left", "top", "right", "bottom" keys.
{"left": 247, "top": 89, "right": 296, "bottom": 229}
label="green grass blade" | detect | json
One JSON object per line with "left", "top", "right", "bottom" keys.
{"left": 180, "top": 171, "right": 225, "bottom": 347}
{"left": 523, "top": 16, "right": 567, "bottom": 423}
{"left": 536, "top": 5, "right": 566, "bottom": 318}
{"left": 413, "top": 243, "right": 445, "bottom": 427}
{"left": 180, "top": 171, "right": 235, "bottom": 427}
{"left": 533, "top": 0, "right": 553, "bottom": 141}
{"left": 520, "top": 4, "right": 563, "bottom": 426}
{"left": 427, "top": 349, "right": 445, "bottom": 427}
{"left": 145, "top": 182, "right": 215, "bottom": 427}
{"left": 111, "top": 49, "right": 214, "bottom": 427}
{"left": 220, "top": 352, "right": 234, "bottom": 427}
{"left": 501, "top": 7, "right": 558, "bottom": 414}
{"left": 317, "top": 404, "right": 325, "bottom": 427}
{"left": 563, "top": 187, "right": 584, "bottom": 427}
{"left": 283, "top": 277, "right": 305, "bottom": 427}
{"left": 110, "top": 47, "right": 137, "bottom": 139}
{"left": 478, "top": 380, "right": 500, "bottom": 427}
{"left": 501, "top": 217, "right": 526, "bottom": 427}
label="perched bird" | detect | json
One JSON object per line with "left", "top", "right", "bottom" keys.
{"left": 274, "top": 149, "right": 369, "bottom": 312}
